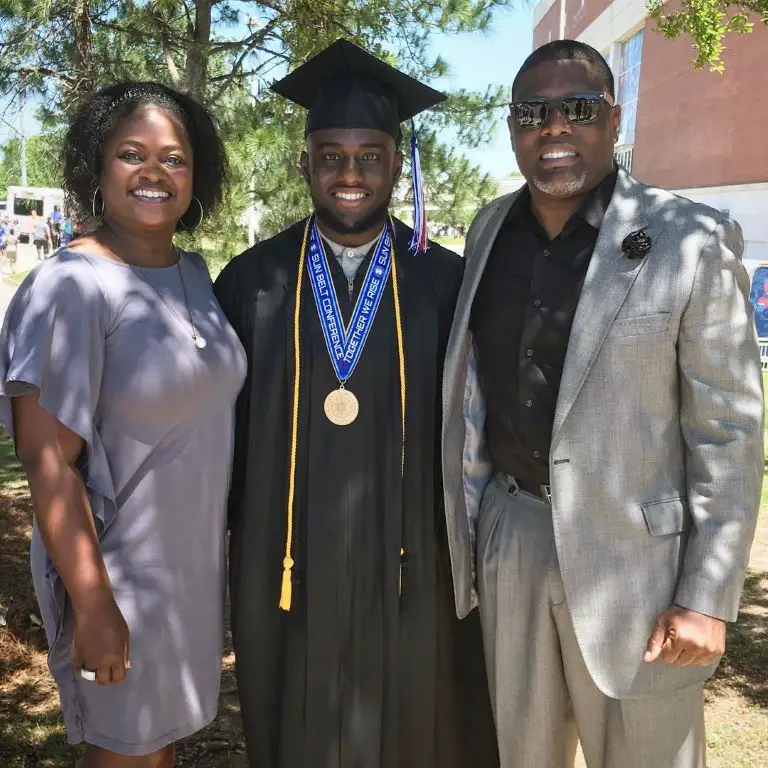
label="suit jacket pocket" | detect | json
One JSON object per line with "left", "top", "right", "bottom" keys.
{"left": 640, "top": 497, "right": 691, "bottom": 536}
{"left": 610, "top": 312, "right": 671, "bottom": 338}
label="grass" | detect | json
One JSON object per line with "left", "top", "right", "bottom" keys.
{"left": 705, "top": 568, "right": 768, "bottom": 766}
{"left": 2, "top": 370, "right": 768, "bottom": 766}
{"left": 0, "top": 432, "right": 77, "bottom": 765}
{"left": 3, "top": 269, "right": 31, "bottom": 285}
{"left": 700, "top": 374, "right": 768, "bottom": 764}
{"left": 9, "top": 269, "right": 32, "bottom": 285}
{"left": 0, "top": 429, "right": 23, "bottom": 486}
{"left": 433, "top": 236, "right": 465, "bottom": 247}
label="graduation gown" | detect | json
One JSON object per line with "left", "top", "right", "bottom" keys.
{"left": 214, "top": 217, "right": 498, "bottom": 768}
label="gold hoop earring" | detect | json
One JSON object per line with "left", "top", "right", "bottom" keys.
{"left": 181, "top": 197, "right": 204, "bottom": 231}
{"left": 92, "top": 187, "right": 105, "bottom": 220}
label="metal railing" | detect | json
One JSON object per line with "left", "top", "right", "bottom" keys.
{"left": 614, "top": 147, "right": 634, "bottom": 173}
{"left": 759, "top": 339, "right": 768, "bottom": 371}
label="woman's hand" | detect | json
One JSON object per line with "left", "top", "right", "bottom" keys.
{"left": 72, "top": 590, "right": 130, "bottom": 685}
{"left": 13, "top": 394, "right": 130, "bottom": 685}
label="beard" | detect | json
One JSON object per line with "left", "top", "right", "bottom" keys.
{"left": 311, "top": 188, "right": 393, "bottom": 237}
{"left": 532, "top": 170, "right": 588, "bottom": 198}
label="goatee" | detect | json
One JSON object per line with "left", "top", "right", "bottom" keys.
{"left": 532, "top": 171, "right": 588, "bottom": 198}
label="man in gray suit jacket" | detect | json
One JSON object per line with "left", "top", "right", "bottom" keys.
{"left": 442, "top": 40, "right": 763, "bottom": 767}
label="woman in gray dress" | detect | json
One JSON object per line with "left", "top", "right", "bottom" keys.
{"left": 0, "top": 83, "right": 246, "bottom": 767}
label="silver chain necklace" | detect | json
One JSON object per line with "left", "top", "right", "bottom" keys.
{"left": 132, "top": 250, "right": 207, "bottom": 350}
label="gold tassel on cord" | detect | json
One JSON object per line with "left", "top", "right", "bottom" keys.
{"left": 280, "top": 221, "right": 310, "bottom": 612}
{"left": 279, "top": 556, "right": 295, "bottom": 611}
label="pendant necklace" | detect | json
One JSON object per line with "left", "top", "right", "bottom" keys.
{"left": 133, "top": 249, "right": 207, "bottom": 350}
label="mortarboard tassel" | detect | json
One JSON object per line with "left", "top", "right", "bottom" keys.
{"left": 408, "top": 120, "right": 429, "bottom": 256}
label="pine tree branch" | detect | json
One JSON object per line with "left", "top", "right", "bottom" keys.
{"left": 208, "top": 18, "right": 283, "bottom": 105}
{"left": 0, "top": 66, "right": 76, "bottom": 86}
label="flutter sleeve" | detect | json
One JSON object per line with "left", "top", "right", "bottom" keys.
{"left": 0, "top": 253, "right": 116, "bottom": 533}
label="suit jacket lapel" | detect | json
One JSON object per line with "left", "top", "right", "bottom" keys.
{"left": 553, "top": 169, "right": 661, "bottom": 439}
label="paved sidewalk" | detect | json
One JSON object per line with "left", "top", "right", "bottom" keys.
{"left": 8, "top": 242, "right": 42, "bottom": 273}
{"left": 1, "top": 243, "right": 44, "bottom": 320}
{"left": 0, "top": 278, "right": 17, "bottom": 321}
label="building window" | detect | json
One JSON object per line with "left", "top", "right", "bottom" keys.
{"left": 615, "top": 30, "right": 644, "bottom": 147}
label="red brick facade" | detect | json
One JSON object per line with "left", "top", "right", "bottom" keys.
{"left": 531, "top": 3, "right": 768, "bottom": 189}
{"left": 633, "top": 22, "right": 767, "bottom": 188}
{"left": 533, "top": 1, "right": 561, "bottom": 48}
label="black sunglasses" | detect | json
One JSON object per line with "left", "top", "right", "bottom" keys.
{"left": 509, "top": 92, "right": 615, "bottom": 130}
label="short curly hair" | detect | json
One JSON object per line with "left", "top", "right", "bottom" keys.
{"left": 64, "top": 81, "right": 228, "bottom": 230}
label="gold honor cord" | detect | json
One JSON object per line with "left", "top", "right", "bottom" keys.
{"left": 279, "top": 218, "right": 309, "bottom": 611}
{"left": 280, "top": 216, "right": 407, "bottom": 612}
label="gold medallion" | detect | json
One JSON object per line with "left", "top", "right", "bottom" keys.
{"left": 324, "top": 388, "right": 359, "bottom": 426}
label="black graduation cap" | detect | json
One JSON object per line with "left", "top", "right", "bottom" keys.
{"left": 271, "top": 39, "right": 447, "bottom": 141}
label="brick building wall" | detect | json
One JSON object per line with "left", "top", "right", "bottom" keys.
{"left": 530, "top": 0, "right": 768, "bottom": 261}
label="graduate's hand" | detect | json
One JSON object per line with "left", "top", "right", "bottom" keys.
{"left": 72, "top": 590, "right": 130, "bottom": 685}
{"left": 643, "top": 606, "right": 725, "bottom": 667}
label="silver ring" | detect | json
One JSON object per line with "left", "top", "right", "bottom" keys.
{"left": 80, "top": 667, "right": 97, "bottom": 682}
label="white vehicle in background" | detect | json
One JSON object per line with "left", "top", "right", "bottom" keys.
{"left": 5, "top": 186, "right": 65, "bottom": 242}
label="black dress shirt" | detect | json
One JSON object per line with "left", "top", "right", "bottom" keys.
{"left": 471, "top": 170, "right": 617, "bottom": 485}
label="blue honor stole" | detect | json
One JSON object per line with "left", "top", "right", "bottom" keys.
{"left": 307, "top": 217, "right": 393, "bottom": 424}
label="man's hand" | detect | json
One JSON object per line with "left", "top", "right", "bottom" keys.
{"left": 643, "top": 606, "right": 725, "bottom": 667}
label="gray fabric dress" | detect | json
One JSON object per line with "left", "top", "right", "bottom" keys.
{"left": 0, "top": 248, "right": 246, "bottom": 755}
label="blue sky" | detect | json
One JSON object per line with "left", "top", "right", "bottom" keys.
{"left": 430, "top": 4, "right": 534, "bottom": 175}
{"left": 1, "top": 4, "right": 534, "bottom": 178}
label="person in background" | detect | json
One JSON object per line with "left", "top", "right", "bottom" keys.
{"left": 45, "top": 217, "right": 56, "bottom": 255}
{"left": 0, "top": 81, "right": 245, "bottom": 768}
{"left": 19, "top": 212, "right": 32, "bottom": 244}
{"left": 442, "top": 40, "right": 763, "bottom": 768}
{"left": 48, "top": 214, "right": 60, "bottom": 250}
{"left": 30, "top": 210, "right": 51, "bottom": 260}
{"left": 60, "top": 213, "right": 75, "bottom": 247}
{"left": 3, "top": 228, "right": 18, "bottom": 274}
{"left": 51, "top": 204, "right": 63, "bottom": 247}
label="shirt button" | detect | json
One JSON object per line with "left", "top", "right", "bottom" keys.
{"left": 533, "top": 299, "right": 542, "bottom": 308}
{"left": 525, "top": 399, "right": 533, "bottom": 408}
{"left": 526, "top": 348, "right": 534, "bottom": 357}
{"left": 542, "top": 249, "right": 551, "bottom": 258}
{"left": 344, "top": 249, "right": 355, "bottom": 258}
{"left": 532, "top": 450, "right": 541, "bottom": 459}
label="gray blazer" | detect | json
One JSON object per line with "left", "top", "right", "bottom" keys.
{"left": 442, "top": 168, "right": 764, "bottom": 698}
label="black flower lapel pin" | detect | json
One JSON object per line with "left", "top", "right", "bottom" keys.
{"left": 621, "top": 228, "right": 653, "bottom": 260}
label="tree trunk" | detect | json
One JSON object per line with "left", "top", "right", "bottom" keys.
{"left": 185, "top": 0, "right": 213, "bottom": 103}
{"left": 72, "top": 0, "right": 94, "bottom": 106}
